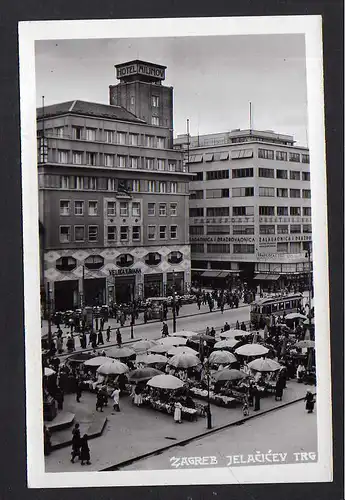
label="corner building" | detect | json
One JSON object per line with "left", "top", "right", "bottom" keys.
{"left": 174, "top": 129, "right": 312, "bottom": 291}
{"left": 37, "top": 61, "right": 192, "bottom": 312}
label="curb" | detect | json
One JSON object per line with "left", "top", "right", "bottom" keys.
{"left": 56, "top": 337, "right": 143, "bottom": 360}
{"left": 100, "top": 391, "right": 316, "bottom": 471}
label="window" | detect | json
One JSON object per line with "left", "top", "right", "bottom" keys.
{"left": 129, "top": 134, "right": 138, "bottom": 146}
{"left": 277, "top": 242, "right": 288, "bottom": 253}
{"left": 117, "top": 132, "right": 126, "bottom": 145}
{"left": 84, "top": 255, "right": 104, "bottom": 269}
{"left": 105, "top": 130, "right": 115, "bottom": 143}
{"left": 159, "top": 225, "right": 167, "bottom": 239}
{"left": 132, "top": 202, "right": 141, "bottom": 217}
{"left": 57, "top": 150, "right": 69, "bottom": 164}
{"left": 72, "top": 152, "right": 83, "bottom": 165}
{"left": 167, "top": 251, "right": 183, "bottom": 264}
{"left": 130, "top": 96, "right": 135, "bottom": 106}
{"left": 74, "top": 201, "right": 84, "bottom": 216}
{"left": 276, "top": 151, "right": 287, "bottom": 161}
{"left": 290, "top": 224, "right": 301, "bottom": 234}
{"left": 204, "top": 153, "right": 213, "bottom": 162}
{"left": 102, "top": 154, "right": 113, "bottom": 167}
{"left": 157, "top": 159, "right": 165, "bottom": 171}
{"left": 88, "top": 225, "right": 98, "bottom": 242}
{"left": 74, "top": 226, "right": 85, "bottom": 241}
{"left": 130, "top": 179, "right": 140, "bottom": 192}
{"left": 207, "top": 244, "right": 230, "bottom": 253}
{"left": 146, "top": 158, "right": 155, "bottom": 170}
{"left": 56, "top": 256, "right": 76, "bottom": 271}
{"left": 207, "top": 225, "right": 230, "bottom": 235}
{"left": 258, "top": 168, "right": 274, "bottom": 178}
{"left": 159, "top": 203, "right": 167, "bottom": 216}
{"left": 118, "top": 155, "right": 126, "bottom": 168}
{"left": 151, "top": 116, "right": 160, "bottom": 126}
{"left": 302, "top": 224, "right": 312, "bottom": 234}
{"left": 302, "top": 189, "right": 311, "bottom": 199}
{"left": 60, "top": 200, "right": 70, "bottom": 216}
{"left": 120, "top": 226, "right": 129, "bottom": 241}
{"left": 290, "top": 207, "right": 301, "bottom": 216}
{"left": 157, "top": 137, "right": 165, "bottom": 149}
{"left": 206, "top": 169, "right": 229, "bottom": 180}
{"left": 72, "top": 127, "right": 82, "bottom": 140}
{"left": 148, "top": 203, "right": 155, "bottom": 216}
{"left": 132, "top": 226, "right": 141, "bottom": 241}
{"left": 129, "top": 157, "right": 138, "bottom": 169}
{"left": 303, "top": 207, "right": 312, "bottom": 216}
{"left": 170, "top": 225, "right": 177, "bottom": 239}
{"left": 108, "top": 178, "right": 116, "bottom": 191}
{"left": 233, "top": 187, "right": 254, "bottom": 197}
{"left": 191, "top": 243, "right": 204, "bottom": 253}
{"left": 205, "top": 188, "right": 229, "bottom": 198}
{"left": 258, "top": 148, "right": 274, "bottom": 160}
{"left": 168, "top": 161, "right": 176, "bottom": 171}
{"left": 190, "top": 190, "right": 204, "bottom": 199}
{"left": 152, "top": 95, "right": 159, "bottom": 107}
{"left": 145, "top": 252, "right": 161, "bottom": 265}
{"left": 119, "top": 202, "right": 129, "bottom": 217}
{"left": 54, "top": 126, "right": 63, "bottom": 137}
{"left": 59, "top": 226, "right": 71, "bottom": 243}
{"left": 289, "top": 152, "right": 300, "bottom": 163}
{"left": 75, "top": 176, "right": 84, "bottom": 190}
{"left": 157, "top": 181, "right": 167, "bottom": 193}
{"left": 277, "top": 188, "right": 288, "bottom": 197}
{"left": 302, "top": 172, "right": 310, "bottom": 181}
{"left": 277, "top": 225, "right": 289, "bottom": 234}
{"left": 207, "top": 207, "right": 230, "bottom": 217}
{"left": 290, "top": 242, "right": 301, "bottom": 254}
{"left": 195, "top": 171, "right": 203, "bottom": 181}
{"left": 88, "top": 177, "right": 97, "bottom": 190}
{"left": 302, "top": 154, "right": 310, "bottom": 164}
{"left": 170, "top": 182, "right": 177, "bottom": 193}
{"left": 107, "top": 201, "right": 116, "bottom": 216}
{"left": 233, "top": 244, "right": 255, "bottom": 254}
{"left": 290, "top": 189, "right": 301, "bottom": 198}
{"left": 232, "top": 206, "right": 254, "bottom": 216}
{"left": 259, "top": 187, "right": 274, "bottom": 197}
{"left": 259, "top": 225, "right": 275, "bottom": 235}
{"left": 86, "top": 128, "right": 96, "bottom": 141}
{"left": 277, "top": 170, "right": 288, "bottom": 179}
{"left": 233, "top": 225, "right": 255, "bottom": 235}
{"left": 190, "top": 226, "right": 204, "bottom": 236}
{"left": 231, "top": 149, "right": 253, "bottom": 159}
{"left": 107, "top": 226, "right": 116, "bottom": 241}
{"left": 170, "top": 203, "right": 177, "bottom": 216}
{"left": 86, "top": 152, "right": 97, "bottom": 166}
{"left": 148, "top": 225, "right": 156, "bottom": 240}
{"left": 259, "top": 206, "right": 275, "bottom": 216}
{"left": 88, "top": 201, "right": 98, "bottom": 216}
{"left": 277, "top": 206, "right": 288, "bottom": 216}
{"left": 146, "top": 136, "right": 155, "bottom": 148}
{"left": 189, "top": 207, "right": 204, "bottom": 217}
{"left": 290, "top": 171, "right": 300, "bottom": 180}
{"left": 232, "top": 168, "right": 253, "bottom": 178}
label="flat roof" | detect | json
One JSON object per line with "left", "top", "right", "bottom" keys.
{"left": 115, "top": 60, "right": 167, "bottom": 70}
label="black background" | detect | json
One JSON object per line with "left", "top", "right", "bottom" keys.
{"left": 0, "top": 0, "right": 343, "bottom": 499}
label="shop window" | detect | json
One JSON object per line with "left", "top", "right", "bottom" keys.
{"left": 116, "top": 253, "right": 134, "bottom": 267}
{"left": 84, "top": 255, "right": 104, "bottom": 270}
{"left": 168, "top": 251, "right": 183, "bottom": 264}
{"left": 56, "top": 256, "right": 76, "bottom": 272}
{"left": 144, "top": 252, "right": 162, "bottom": 266}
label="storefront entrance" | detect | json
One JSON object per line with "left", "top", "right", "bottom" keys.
{"left": 84, "top": 278, "right": 106, "bottom": 307}
{"left": 54, "top": 280, "right": 79, "bottom": 312}
{"left": 114, "top": 275, "right": 136, "bottom": 304}
{"left": 144, "top": 273, "right": 163, "bottom": 298}
{"left": 166, "top": 272, "right": 185, "bottom": 295}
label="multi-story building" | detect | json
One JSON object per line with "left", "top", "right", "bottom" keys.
{"left": 37, "top": 61, "right": 192, "bottom": 312}
{"left": 174, "top": 129, "right": 312, "bottom": 291}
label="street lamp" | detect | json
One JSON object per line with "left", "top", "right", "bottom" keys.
{"left": 204, "top": 357, "right": 212, "bottom": 429}
{"left": 305, "top": 245, "right": 312, "bottom": 326}
{"left": 47, "top": 284, "right": 52, "bottom": 348}
{"left": 172, "top": 269, "right": 177, "bottom": 333}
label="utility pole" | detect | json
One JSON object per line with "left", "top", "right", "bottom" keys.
{"left": 172, "top": 270, "right": 177, "bottom": 333}
{"left": 306, "top": 245, "right": 312, "bottom": 325}
{"left": 206, "top": 359, "right": 212, "bottom": 429}
{"left": 47, "top": 284, "right": 52, "bottom": 348}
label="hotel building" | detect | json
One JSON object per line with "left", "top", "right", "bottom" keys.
{"left": 37, "top": 61, "right": 192, "bottom": 312}
{"left": 174, "top": 129, "right": 312, "bottom": 291}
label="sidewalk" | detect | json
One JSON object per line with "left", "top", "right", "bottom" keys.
{"left": 45, "top": 379, "right": 315, "bottom": 473}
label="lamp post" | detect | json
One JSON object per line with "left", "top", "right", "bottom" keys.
{"left": 305, "top": 244, "right": 312, "bottom": 326}
{"left": 172, "top": 269, "right": 177, "bottom": 333}
{"left": 47, "top": 284, "right": 52, "bottom": 348}
{"left": 205, "top": 358, "right": 212, "bottom": 429}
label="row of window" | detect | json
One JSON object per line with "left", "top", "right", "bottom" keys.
{"left": 189, "top": 224, "right": 312, "bottom": 236}
{"left": 196, "top": 167, "right": 310, "bottom": 181}
{"left": 188, "top": 149, "right": 309, "bottom": 165}
{"left": 190, "top": 206, "right": 312, "bottom": 218}
{"left": 190, "top": 187, "right": 311, "bottom": 199}
{"left": 191, "top": 241, "right": 305, "bottom": 254}
{"left": 59, "top": 224, "right": 179, "bottom": 243}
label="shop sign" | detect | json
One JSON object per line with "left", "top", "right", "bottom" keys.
{"left": 109, "top": 268, "right": 141, "bottom": 276}
{"left": 190, "top": 235, "right": 255, "bottom": 243}
{"left": 117, "top": 63, "right": 165, "bottom": 80}
{"left": 257, "top": 253, "right": 307, "bottom": 262}
{"left": 259, "top": 235, "right": 312, "bottom": 244}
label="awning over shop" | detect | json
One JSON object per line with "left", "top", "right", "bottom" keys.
{"left": 217, "top": 271, "right": 230, "bottom": 278}
{"left": 254, "top": 274, "right": 281, "bottom": 281}
{"left": 201, "top": 271, "right": 221, "bottom": 278}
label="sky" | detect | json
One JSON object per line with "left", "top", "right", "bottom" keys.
{"left": 35, "top": 34, "right": 308, "bottom": 145}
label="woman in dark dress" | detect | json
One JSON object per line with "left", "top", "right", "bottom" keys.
{"left": 304, "top": 391, "right": 315, "bottom": 413}
{"left": 275, "top": 378, "right": 284, "bottom": 401}
{"left": 80, "top": 434, "right": 91, "bottom": 465}
{"left": 70, "top": 423, "right": 81, "bottom": 463}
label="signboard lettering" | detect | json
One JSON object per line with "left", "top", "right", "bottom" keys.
{"left": 117, "top": 63, "right": 165, "bottom": 80}
{"left": 109, "top": 268, "right": 141, "bottom": 276}
{"left": 190, "top": 235, "right": 255, "bottom": 243}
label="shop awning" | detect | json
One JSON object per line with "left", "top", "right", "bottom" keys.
{"left": 217, "top": 271, "right": 230, "bottom": 278}
{"left": 201, "top": 271, "right": 221, "bottom": 278}
{"left": 254, "top": 274, "right": 281, "bottom": 281}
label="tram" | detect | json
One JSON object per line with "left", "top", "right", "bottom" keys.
{"left": 250, "top": 293, "right": 303, "bottom": 327}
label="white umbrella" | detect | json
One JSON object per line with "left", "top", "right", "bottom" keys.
{"left": 84, "top": 356, "right": 114, "bottom": 367}
{"left": 132, "top": 339, "right": 158, "bottom": 353}
{"left": 214, "top": 339, "right": 239, "bottom": 350}
{"left": 235, "top": 344, "right": 269, "bottom": 357}
{"left": 44, "top": 367, "right": 55, "bottom": 377}
{"left": 220, "top": 329, "right": 252, "bottom": 339}
{"left": 149, "top": 344, "right": 170, "bottom": 354}
{"left": 169, "top": 330, "right": 197, "bottom": 338}
{"left": 147, "top": 374, "right": 184, "bottom": 390}
{"left": 295, "top": 340, "right": 315, "bottom": 349}
{"left": 137, "top": 354, "right": 168, "bottom": 365}
{"left": 167, "top": 346, "right": 198, "bottom": 357}
{"left": 168, "top": 353, "right": 200, "bottom": 369}
{"left": 97, "top": 360, "right": 129, "bottom": 375}
{"left": 157, "top": 336, "right": 187, "bottom": 346}
{"left": 285, "top": 313, "right": 307, "bottom": 320}
{"left": 248, "top": 358, "right": 281, "bottom": 372}
{"left": 209, "top": 350, "right": 237, "bottom": 365}
{"left": 106, "top": 346, "right": 135, "bottom": 358}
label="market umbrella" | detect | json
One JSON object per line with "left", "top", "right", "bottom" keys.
{"left": 220, "top": 329, "right": 252, "bottom": 339}
{"left": 97, "top": 360, "right": 129, "bottom": 375}
{"left": 147, "top": 374, "right": 184, "bottom": 390}
{"left": 235, "top": 344, "right": 269, "bottom": 357}
{"left": 157, "top": 336, "right": 187, "bottom": 346}
{"left": 138, "top": 354, "right": 168, "bottom": 365}
{"left": 67, "top": 352, "right": 93, "bottom": 364}
{"left": 285, "top": 313, "right": 307, "bottom": 320}
{"left": 132, "top": 340, "right": 158, "bottom": 354}
{"left": 167, "top": 346, "right": 198, "bottom": 356}
{"left": 169, "top": 330, "right": 198, "bottom": 338}
{"left": 190, "top": 334, "right": 215, "bottom": 343}
{"left": 106, "top": 346, "right": 136, "bottom": 359}
{"left": 212, "top": 368, "right": 248, "bottom": 382}
{"left": 247, "top": 357, "right": 281, "bottom": 372}
{"left": 84, "top": 356, "right": 114, "bottom": 367}
{"left": 168, "top": 353, "right": 200, "bottom": 369}
{"left": 209, "top": 350, "right": 237, "bottom": 365}
{"left": 214, "top": 339, "right": 239, "bottom": 350}
{"left": 44, "top": 367, "right": 55, "bottom": 377}
{"left": 295, "top": 340, "right": 315, "bottom": 349}
{"left": 128, "top": 367, "right": 163, "bottom": 383}
{"left": 149, "top": 344, "right": 170, "bottom": 354}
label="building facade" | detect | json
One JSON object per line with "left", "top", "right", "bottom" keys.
{"left": 174, "top": 129, "right": 312, "bottom": 291}
{"left": 38, "top": 62, "right": 192, "bottom": 312}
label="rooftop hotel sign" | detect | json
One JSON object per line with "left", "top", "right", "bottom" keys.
{"left": 117, "top": 62, "right": 165, "bottom": 80}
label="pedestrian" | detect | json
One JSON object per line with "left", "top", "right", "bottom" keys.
{"left": 197, "top": 297, "right": 201, "bottom": 310}
{"left": 106, "top": 326, "right": 111, "bottom": 342}
{"left": 111, "top": 386, "right": 121, "bottom": 412}
{"left": 296, "top": 363, "right": 306, "bottom": 383}
{"left": 97, "top": 329, "right": 104, "bottom": 345}
{"left": 96, "top": 389, "right": 104, "bottom": 412}
{"left": 220, "top": 301, "right": 224, "bottom": 314}
{"left": 304, "top": 391, "right": 315, "bottom": 413}
{"left": 134, "top": 384, "right": 143, "bottom": 406}
{"left": 275, "top": 378, "right": 284, "bottom": 401}
{"left": 143, "top": 309, "right": 148, "bottom": 324}
{"left": 56, "top": 336, "right": 63, "bottom": 354}
{"left": 161, "top": 322, "right": 169, "bottom": 337}
{"left": 80, "top": 434, "right": 91, "bottom": 465}
{"left": 223, "top": 321, "right": 230, "bottom": 331}
{"left": 174, "top": 402, "right": 182, "bottom": 423}
{"left": 76, "top": 379, "right": 82, "bottom": 403}
{"left": 253, "top": 385, "right": 261, "bottom": 411}
{"left": 242, "top": 398, "right": 249, "bottom": 417}
{"left": 236, "top": 320, "right": 240, "bottom": 330}
{"left": 70, "top": 423, "right": 81, "bottom": 463}
{"left": 240, "top": 321, "right": 247, "bottom": 331}
{"left": 44, "top": 425, "right": 52, "bottom": 456}
{"left": 210, "top": 327, "right": 216, "bottom": 337}
{"left": 55, "top": 387, "right": 64, "bottom": 410}
{"left": 116, "top": 328, "right": 122, "bottom": 348}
